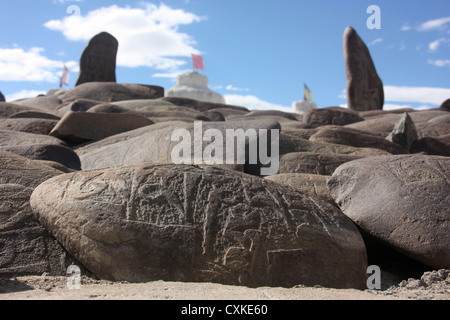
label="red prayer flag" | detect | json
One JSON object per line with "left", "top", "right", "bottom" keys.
{"left": 60, "top": 64, "right": 69, "bottom": 88}
{"left": 192, "top": 54, "right": 204, "bottom": 71}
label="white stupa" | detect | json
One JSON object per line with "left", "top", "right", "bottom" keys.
{"left": 166, "top": 71, "right": 225, "bottom": 104}
{"left": 292, "top": 84, "right": 318, "bottom": 114}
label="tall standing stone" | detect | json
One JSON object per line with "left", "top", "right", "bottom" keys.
{"left": 76, "top": 32, "right": 118, "bottom": 86}
{"left": 0, "top": 91, "right": 5, "bottom": 102}
{"left": 344, "top": 26, "right": 384, "bottom": 111}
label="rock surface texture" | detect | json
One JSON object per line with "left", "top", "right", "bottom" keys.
{"left": 344, "top": 26, "right": 384, "bottom": 111}
{"left": 76, "top": 32, "right": 118, "bottom": 86}
{"left": 0, "top": 151, "right": 72, "bottom": 276}
{"left": 30, "top": 164, "right": 368, "bottom": 289}
{"left": 328, "top": 155, "right": 450, "bottom": 270}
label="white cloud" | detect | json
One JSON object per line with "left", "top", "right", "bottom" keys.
{"left": 369, "top": 38, "right": 383, "bottom": 46}
{"left": 53, "top": 0, "right": 82, "bottom": 3}
{"left": 44, "top": 3, "right": 204, "bottom": 72}
{"left": 428, "top": 59, "right": 450, "bottom": 67}
{"left": 428, "top": 38, "right": 449, "bottom": 51}
{"left": 224, "top": 94, "right": 291, "bottom": 112}
{"left": 401, "top": 24, "right": 411, "bottom": 31}
{"left": 225, "top": 85, "right": 250, "bottom": 92}
{"left": 5, "top": 90, "right": 47, "bottom": 102}
{"left": 384, "top": 85, "right": 450, "bottom": 105}
{"left": 417, "top": 16, "right": 450, "bottom": 32}
{"left": 0, "top": 47, "right": 77, "bottom": 83}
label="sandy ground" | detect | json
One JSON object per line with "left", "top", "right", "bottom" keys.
{"left": 1, "top": 274, "right": 449, "bottom": 301}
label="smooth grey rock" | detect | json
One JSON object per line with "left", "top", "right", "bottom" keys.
{"left": 56, "top": 82, "right": 164, "bottom": 104}
{"left": 415, "top": 122, "right": 450, "bottom": 139}
{"left": 2, "top": 144, "right": 81, "bottom": 170}
{"left": 0, "top": 118, "right": 58, "bottom": 135}
{"left": 309, "top": 125, "right": 409, "bottom": 154}
{"left": 0, "top": 130, "right": 67, "bottom": 148}
{"left": 0, "top": 102, "right": 40, "bottom": 119}
{"left": 9, "top": 111, "right": 60, "bottom": 120}
{"left": 76, "top": 119, "right": 281, "bottom": 176}
{"left": 280, "top": 131, "right": 391, "bottom": 156}
{"left": 328, "top": 155, "right": 450, "bottom": 269}
{"left": 30, "top": 164, "right": 368, "bottom": 288}
{"left": 50, "top": 111, "right": 154, "bottom": 144}
{"left": 386, "top": 113, "right": 418, "bottom": 151}
{"left": 410, "top": 137, "right": 450, "bottom": 156}
{"left": 10, "top": 95, "right": 62, "bottom": 111}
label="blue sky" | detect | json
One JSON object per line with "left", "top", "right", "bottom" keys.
{"left": 0, "top": 0, "right": 449, "bottom": 112}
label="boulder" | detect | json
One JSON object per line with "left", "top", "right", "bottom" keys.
{"left": 279, "top": 128, "right": 319, "bottom": 140}
{"left": 410, "top": 137, "right": 450, "bottom": 156}
{"left": 0, "top": 130, "right": 67, "bottom": 148}
{"left": 265, "top": 173, "right": 335, "bottom": 205}
{"left": 0, "top": 151, "right": 72, "bottom": 276}
{"left": 210, "top": 107, "right": 250, "bottom": 120}
{"left": 0, "top": 184, "right": 69, "bottom": 276}
{"left": 76, "top": 119, "right": 280, "bottom": 176}
{"left": 10, "top": 95, "right": 62, "bottom": 111}
{"left": 428, "top": 114, "right": 450, "bottom": 124}
{"left": 0, "top": 91, "right": 4, "bottom": 102}
{"left": 344, "top": 26, "right": 384, "bottom": 111}
{"left": 2, "top": 144, "right": 81, "bottom": 170}
{"left": 279, "top": 152, "right": 363, "bottom": 175}
{"left": 385, "top": 112, "right": 418, "bottom": 151}
{"left": 440, "top": 98, "right": 450, "bottom": 111}
{"left": 0, "top": 102, "right": 43, "bottom": 118}
{"left": 160, "top": 97, "right": 249, "bottom": 113}
{"left": 56, "top": 82, "right": 164, "bottom": 104}
{"left": 437, "top": 133, "right": 450, "bottom": 146}
{"left": 0, "top": 118, "right": 58, "bottom": 135}
{"left": 50, "top": 111, "right": 154, "bottom": 144}
{"left": 76, "top": 32, "right": 118, "bottom": 86}
{"left": 0, "top": 150, "right": 64, "bottom": 187}
{"left": 112, "top": 99, "right": 176, "bottom": 110}
{"left": 328, "top": 155, "right": 450, "bottom": 269}
{"left": 345, "top": 113, "right": 402, "bottom": 135}
{"left": 9, "top": 111, "right": 60, "bottom": 121}
{"left": 56, "top": 99, "right": 104, "bottom": 115}
{"left": 309, "top": 125, "right": 409, "bottom": 154}
{"left": 358, "top": 108, "right": 415, "bottom": 119}
{"left": 280, "top": 131, "right": 391, "bottom": 156}
{"left": 227, "top": 110, "right": 298, "bottom": 122}
{"left": 415, "top": 122, "right": 450, "bottom": 139}
{"left": 303, "top": 107, "right": 364, "bottom": 128}
{"left": 30, "top": 164, "right": 368, "bottom": 288}
{"left": 346, "top": 110, "right": 449, "bottom": 134}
